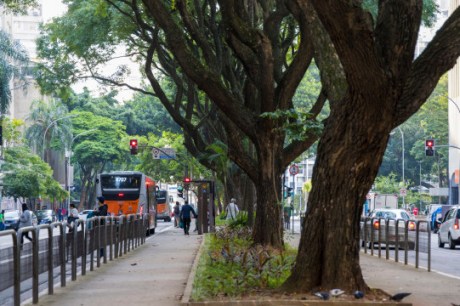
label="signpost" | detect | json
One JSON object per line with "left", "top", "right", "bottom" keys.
{"left": 152, "top": 148, "right": 176, "bottom": 159}
{"left": 288, "top": 164, "right": 299, "bottom": 234}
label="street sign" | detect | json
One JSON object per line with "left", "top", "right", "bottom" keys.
{"left": 289, "top": 164, "right": 299, "bottom": 176}
{"left": 152, "top": 148, "right": 176, "bottom": 159}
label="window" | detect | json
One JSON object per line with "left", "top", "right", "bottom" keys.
{"left": 101, "top": 175, "right": 141, "bottom": 189}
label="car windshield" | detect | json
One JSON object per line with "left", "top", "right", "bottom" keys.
{"left": 373, "top": 210, "right": 409, "bottom": 220}
{"left": 400, "top": 211, "right": 410, "bottom": 220}
{"left": 5, "top": 211, "right": 19, "bottom": 218}
{"left": 36, "top": 210, "right": 52, "bottom": 217}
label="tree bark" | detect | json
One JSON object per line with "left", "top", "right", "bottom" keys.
{"left": 283, "top": 0, "right": 460, "bottom": 293}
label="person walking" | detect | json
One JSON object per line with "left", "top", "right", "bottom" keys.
{"left": 226, "top": 198, "right": 239, "bottom": 221}
{"left": 173, "top": 201, "right": 181, "bottom": 227}
{"left": 18, "top": 203, "right": 33, "bottom": 246}
{"left": 179, "top": 201, "right": 197, "bottom": 235}
{"left": 0, "top": 210, "right": 5, "bottom": 231}
{"left": 67, "top": 204, "right": 79, "bottom": 232}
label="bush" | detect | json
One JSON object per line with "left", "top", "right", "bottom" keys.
{"left": 191, "top": 226, "right": 296, "bottom": 301}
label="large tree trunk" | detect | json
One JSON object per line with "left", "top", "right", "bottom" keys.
{"left": 252, "top": 135, "right": 284, "bottom": 247}
{"left": 284, "top": 93, "right": 392, "bottom": 291}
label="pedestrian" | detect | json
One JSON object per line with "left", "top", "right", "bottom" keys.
{"left": 67, "top": 204, "right": 79, "bottom": 232}
{"left": 283, "top": 205, "right": 291, "bottom": 230}
{"left": 18, "top": 203, "right": 33, "bottom": 246}
{"left": 0, "top": 210, "right": 5, "bottom": 231}
{"left": 61, "top": 207, "right": 67, "bottom": 220}
{"left": 173, "top": 201, "right": 181, "bottom": 227}
{"left": 226, "top": 198, "right": 239, "bottom": 221}
{"left": 94, "top": 196, "right": 109, "bottom": 218}
{"left": 57, "top": 207, "right": 62, "bottom": 222}
{"left": 179, "top": 201, "right": 197, "bottom": 235}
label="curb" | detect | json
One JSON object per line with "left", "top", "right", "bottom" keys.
{"left": 180, "top": 234, "right": 412, "bottom": 306}
{"left": 181, "top": 233, "right": 206, "bottom": 304}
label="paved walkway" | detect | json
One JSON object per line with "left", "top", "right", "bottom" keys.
{"left": 23, "top": 227, "right": 460, "bottom": 306}
{"left": 24, "top": 225, "right": 202, "bottom": 306}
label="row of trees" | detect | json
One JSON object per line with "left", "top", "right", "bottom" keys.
{"left": 6, "top": 0, "right": 460, "bottom": 295}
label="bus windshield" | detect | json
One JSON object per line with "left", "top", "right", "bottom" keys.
{"left": 156, "top": 190, "right": 167, "bottom": 204}
{"left": 101, "top": 175, "right": 141, "bottom": 190}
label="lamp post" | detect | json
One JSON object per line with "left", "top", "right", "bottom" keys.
{"left": 391, "top": 127, "right": 405, "bottom": 208}
{"left": 447, "top": 96, "right": 460, "bottom": 204}
{"left": 42, "top": 114, "right": 77, "bottom": 161}
{"left": 419, "top": 161, "right": 422, "bottom": 208}
{"left": 65, "top": 129, "right": 97, "bottom": 210}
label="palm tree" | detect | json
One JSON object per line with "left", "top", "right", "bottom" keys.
{"left": 0, "top": 30, "right": 29, "bottom": 114}
{"left": 25, "top": 99, "right": 73, "bottom": 163}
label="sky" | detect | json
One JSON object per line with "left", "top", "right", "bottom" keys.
{"left": 41, "top": 0, "right": 67, "bottom": 22}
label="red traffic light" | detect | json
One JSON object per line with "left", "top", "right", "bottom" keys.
{"left": 425, "top": 139, "right": 434, "bottom": 148}
{"left": 130, "top": 139, "right": 138, "bottom": 155}
{"left": 425, "top": 139, "right": 435, "bottom": 156}
{"left": 184, "top": 177, "right": 191, "bottom": 183}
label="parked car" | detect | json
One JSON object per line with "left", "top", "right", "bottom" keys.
{"left": 4, "top": 210, "right": 37, "bottom": 230}
{"left": 78, "top": 210, "right": 95, "bottom": 221}
{"left": 361, "top": 208, "right": 416, "bottom": 250}
{"left": 4, "top": 210, "right": 21, "bottom": 230}
{"left": 36, "top": 209, "right": 57, "bottom": 224}
{"left": 438, "top": 205, "right": 460, "bottom": 249}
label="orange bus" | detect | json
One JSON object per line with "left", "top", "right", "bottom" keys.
{"left": 96, "top": 171, "right": 157, "bottom": 234}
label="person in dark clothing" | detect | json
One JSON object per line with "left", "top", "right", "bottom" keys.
{"left": 94, "top": 196, "right": 108, "bottom": 218}
{"left": 179, "top": 201, "right": 197, "bottom": 235}
{"left": 173, "top": 202, "right": 181, "bottom": 227}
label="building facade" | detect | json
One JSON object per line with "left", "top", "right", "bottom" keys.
{"left": 448, "top": 0, "right": 460, "bottom": 204}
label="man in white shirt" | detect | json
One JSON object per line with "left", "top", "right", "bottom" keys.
{"left": 226, "top": 198, "right": 239, "bottom": 220}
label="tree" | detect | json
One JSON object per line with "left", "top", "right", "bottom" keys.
{"left": 0, "top": 30, "right": 29, "bottom": 114}
{"left": 35, "top": 0, "right": 324, "bottom": 248}
{"left": 379, "top": 75, "right": 449, "bottom": 192}
{"left": 282, "top": 0, "right": 460, "bottom": 292}
{"left": 2, "top": 146, "right": 67, "bottom": 206}
{"left": 25, "top": 99, "right": 73, "bottom": 163}
{"left": 0, "top": 0, "right": 38, "bottom": 14}
{"left": 70, "top": 110, "right": 127, "bottom": 209}
{"left": 34, "top": 0, "right": 458, "bottom": 293}
{"left": 116, "top": 91, "right": 181, "bottom": 136}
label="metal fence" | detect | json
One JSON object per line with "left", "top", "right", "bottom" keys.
{"left": 0, "top": 214, "right": 149, "bottom": 306}
{"left": 360, "top": 217, "right": 431, "bottom": 270}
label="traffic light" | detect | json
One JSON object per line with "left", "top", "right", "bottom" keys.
{"left": 425, "top": 139, "right": 434, "bottom": 156}
{"left": 130, "top": 139, "right": 138, "bottom": 155}
{"left": 183, "top": 177, "right": 191, "bottom": 189}
{"left": 177, "top": 185, "right": 184, "bottom": 198}
{"left": 283, "top": 187, "right": 293, "bottom": 199}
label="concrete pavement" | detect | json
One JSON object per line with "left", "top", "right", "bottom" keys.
{"left": 23, "top": 225, "right": 202, "bottom": 306}
{"left": 23, "top": 227, "right": 460, "bottom": 306}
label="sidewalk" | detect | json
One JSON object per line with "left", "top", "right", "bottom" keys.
{"left": 24, "top": 225, "right": 202, "bottom": 306}
{"left": 24, "top": 229, "right": 460, "bottom": 306}
{"left": 286, "top": 233, "right": 460, "bottom": 306}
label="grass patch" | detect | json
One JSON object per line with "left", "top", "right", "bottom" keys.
{"left": 191, "top": 225, "right": 297, "bottom": 301}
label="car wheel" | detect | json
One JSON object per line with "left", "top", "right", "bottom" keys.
{"left": 448, "top": 234, "right": 456, "bottom": 249}
{"left": 438, "top": 234, "right": 445, "bottom": 248}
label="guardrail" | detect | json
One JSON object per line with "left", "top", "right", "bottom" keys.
{"left": 360, "top": 217, "right": 431, "bottom": 270}
{"left": 0, "top": 213, "right": 149, "bottom": 306}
